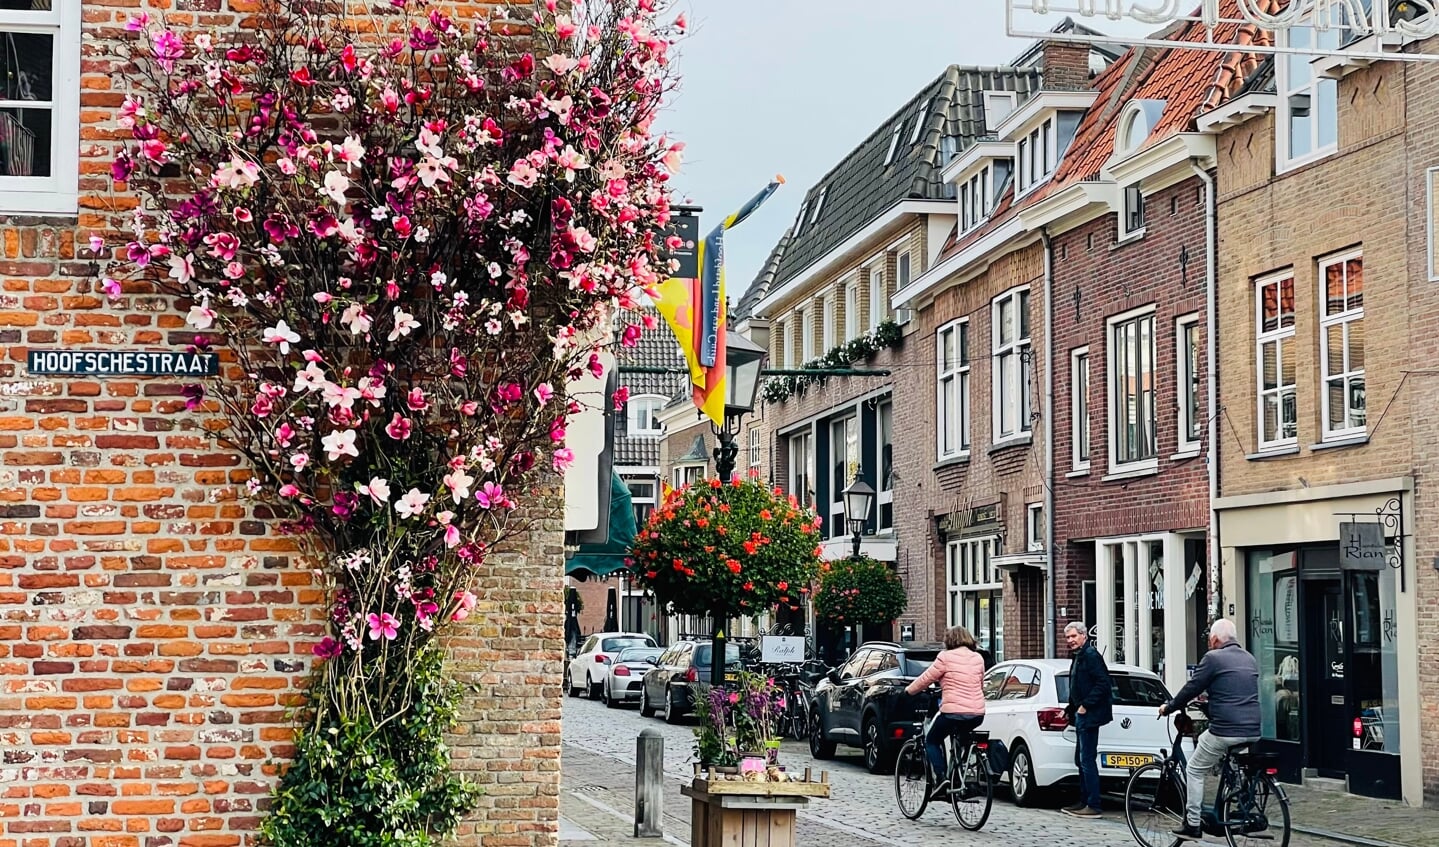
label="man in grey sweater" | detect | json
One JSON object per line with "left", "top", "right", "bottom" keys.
{"left": 1158, "top": 619, "right": 1261, "bottom": 841}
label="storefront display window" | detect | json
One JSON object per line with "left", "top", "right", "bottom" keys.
{"left": 1350, "top": 568, "right": 1400, "bottom": 753}
{"left": 1247, "top": 550, "right": 1300, "bottom": 743}
{"left": 1148, "top": 539, "right": 1164, "bottom": 679}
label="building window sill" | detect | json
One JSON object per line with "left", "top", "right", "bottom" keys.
{"left": 1103, "top": 462, "right": 1159, "bottom": 483}
{"left": 1066, "top": 467, "right": 1091, "bottom": 478}
{"left": 933, "top": 453, "right": 971, "bottom": 472}
{"left": 1276, "top": 144, "right": 1338, "bottom": 176}
{"left": 1113, "top": 228, "right": 1146, "bottom": 249}
{"left": 1170, "top": 448, "right": 1202, "bottom": 461}
{"left": 1247, "top": 444, "right": 1300, "bottom": 461}
{"left": 1310, "top": 434, "right": 1369, "bottom": 452}
{"left": 989, "top": 434, "right": 1033, "bottom": 454}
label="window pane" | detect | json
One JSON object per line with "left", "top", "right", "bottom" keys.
{"left": 1316, "top": 78, "right": 1337, "bottom": 149}
{"left": 959, "top": 372, "right": 970, "bottom": 450}
{"left": 0, "top": 29, "right": 54, "bottom": 178}
{"left": 1325, "top": 323, "right": 1345, "bottom": 377}
{"left": 880, "top": 403, "right": 893, "bottom": 492}
{"left": 959, "top": 323, "right": 969, "bottom": 365}
{"left": 1280, "top": 335, "right": 1295, "bottom": 387}
{"left": 1247, "top": 551, "right": 1301, "bottom": 742}
{"left": 999, "top": 352, "right": 1015, "bottom": 434}
{"left": 1019, "top": 291, "right": 1031, "bottom": 338}
{"left": 941, "top": 377, "right": 956, "bottom": 453}
{"left": 1326, "top": 262, "right": 1346, "bottom": 316}
{"left": 1349, "top": 319, "right": 1365, "bottom": 372}
{"left": 940, "top": 327, "right": 956, "bottom": 371}
{"left": 1327, "top": 378, "right": 1347, "bottom": 430}
{"left": 1349, "top": 375, "right": 1366, "bottom": 429}
{"left": 999, "top": 297, "right": 1014, "bottom": 345}
{"left": 1078, "top": 356, "right": 1090, "bottom": 461}
{"left": 1261, "top": 281, "right": 1279, "bottom": 332}
{"left": 1289, "top": 98, "right": 1313, "bottom": 161}
{"left": 1346, "top": 258, "right": 1364, "bottom": 310}
{"left": 1280, "top": 278, "right": 1295, "bottom": 326}
{"left": 1261, "top": 340, "right": 1279, "bottom": 391}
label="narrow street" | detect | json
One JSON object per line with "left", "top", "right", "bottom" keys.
{"left": 559, "top": 694, "right": 1333, "bottom": 847}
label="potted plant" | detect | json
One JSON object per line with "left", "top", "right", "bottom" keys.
{"left": 813, "top": 554, "right": 908, "bottom": 637}
{"left": 692, "top": 684, "right": 737, "bottom": 770}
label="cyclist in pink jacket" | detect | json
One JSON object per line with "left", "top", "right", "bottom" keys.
{"left": 905, "top": 625, "right": 986, "bottom": 789}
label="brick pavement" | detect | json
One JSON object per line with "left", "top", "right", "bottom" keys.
{"left": 1285, "top": 783, "right": 1439, "bottom": 847}
{"left": 560, "top": 694, "right": 1342, "bottom": 847}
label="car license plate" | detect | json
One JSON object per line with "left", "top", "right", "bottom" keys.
{"left": 1102, "top": 753, "right": 1157, "bottom": 768}
{"left": 724, "top": 672, "right": 738, "bottom": 683}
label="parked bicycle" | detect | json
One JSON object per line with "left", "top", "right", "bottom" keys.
{"left": 892, "top": 703, "right": 993, "bottom": 831}
{"left": 764, "top": 659, "right": 828, "bottom": 741}
{"left": 1124, "top": 706, "right": 1291, "bottom": 847}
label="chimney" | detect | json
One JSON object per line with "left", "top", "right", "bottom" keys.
{"left": 1040, "top": 39, "right": 1092, "bottom": 91}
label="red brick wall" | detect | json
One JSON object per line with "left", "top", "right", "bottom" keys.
{"left": 0, "top": 3, "right": 562, "bottom": 845}
{"left": 889, "top": 243, "right": 1047, "bottom": 652}
{"left": 1049, "top": 177, "right": 1212, "bottom": 655}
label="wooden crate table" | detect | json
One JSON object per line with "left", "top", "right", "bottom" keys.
{"left": 681, "top": 770, "right": 830, "bottom": 847}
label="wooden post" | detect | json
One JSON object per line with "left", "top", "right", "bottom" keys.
{"left": 634, "top": 729, "right": 664, "bottom": 838}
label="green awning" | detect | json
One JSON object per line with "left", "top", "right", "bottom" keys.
{"left": 565, "top": 472, "right": 636, "bottom": 578}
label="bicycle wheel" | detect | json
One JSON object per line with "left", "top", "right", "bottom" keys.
{"left": 1125, "top": 761, "right": 1184, "bottom": 847}
{"left": 1221, "top": 773, "right": 1290, "bottom": 847}
{"left": 950, "top": 746, "right": 992, "bottom": 831}
{"left": 893, "top": 738, "right": 930, "bottom": 820}
{"left": 788, "top": 696, "right": 809, "bottom": 741}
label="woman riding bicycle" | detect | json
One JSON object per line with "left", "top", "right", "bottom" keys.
{"left": 905, "top": 625, "right": 986, "bottom": 791}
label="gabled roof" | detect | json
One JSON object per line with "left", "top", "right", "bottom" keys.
{"left": 759, "top": 63, "right": 1043, "bottom": 293}
{"left": 614, "top": 309, "right": 686, "bottom": 467}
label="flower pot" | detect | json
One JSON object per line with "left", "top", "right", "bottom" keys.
{"left": 764, "top": 739, "right": 781, "bottom": 765}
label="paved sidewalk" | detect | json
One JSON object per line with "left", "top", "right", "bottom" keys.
{"left": 1285, "top": 782, "right": 1439, "bottom": 847}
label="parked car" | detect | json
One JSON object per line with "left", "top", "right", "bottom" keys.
{"left": 601, "top": 646, "right": 663, "bottom": 708}
{"left": 638, "top": 640, "right": 741, "bottom": 724}
{"left": 564, "top": 631, "right": 657, "bottom": 699}
{"left": 980, "top": 658, "right": 1173, "bottom": 806}
{"left": 807, "top": 641, "right": 942, "bottom": 774}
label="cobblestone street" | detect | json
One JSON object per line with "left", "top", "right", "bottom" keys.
{"left": 559, "top": 695, "right": 1339, "bottom": 847}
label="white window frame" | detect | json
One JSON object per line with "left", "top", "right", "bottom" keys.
{"left": 1107, "top": 304, "right": 1159, "bottom": 474}
{"left": 0, "top": 3, "right": 82, "bottom": 215}
{"left": 877, "top": 400, "right": 894, "bottom": 531}
{"left": 809, "top": 186, "right": 827, "bottom": 223}
{"left": 822, "top": 293, "right": 836, "bottom": 352}
{"left": 787, "top": 431, "right": 813, "bottom": 508}
{"left": 1318, "top": 250, "right": 1366, "bottom": 440}
{"left": 992, "top": 287, "right": 1033, "bottom": 443}
{"left": 1016, "top": 117, "right": 1057, "bottom": 197}
{"left": 1026, "top": 503, "right": 1044, "bottom": 552}
{"left": 1275, "top": 15, "right": 1341, "bottom": 173}
{"left": 945, "top": 536, "right": 1003, "bottom": 660}
{"left": 627, "top": 477, "right": 658, "bottom": 527}
{"left": 1176, "top": 315, "right": 1202, "bottom": 454}
{"left": 625, "top": 394, "right": 668, "bottom": 437}
{"left": 960, "top": 166, "right": 993, "bottom": 234}
{"left": 844, "top": 278, "right": 860, "bottom": 342}
{"left": 983, "top": 91, "right": 1018, "bottom": 132}
{"left": 910, "top": 103, "right": 929, "bottom": 144}
{"left": 896, "top": 250, "right": 912, "bottom": 290}
{"left": 800, "top": 305, "right": 815, "bottom": 362}
{"left": 748, "top": 425, "right": 762, "bottom": 468}
{"left": 868, "top": 264, "right": 885, "bottom": 331}
{"left": 937, "top": 317, "right": 971, "bottom": 461}
{"left": 793, "top": 200, "right": 809, "bottom": 237}
{"left": 672, "top": 464, "right": 705, "bottom": 489}
{"left": 884, "top": 124, "right": 903, "bottom": 166}
{"left": 1121, "top": 183, "right": 1146, "bottom": 239}
{"left": 1255, "top": 271, "right": 1298, "bottom": 450}
{"left": 828, "top": 416, "right": 858, "bottom": 539}
{"left": 1071, "top": 346, "right": 1091, "bottom": 472}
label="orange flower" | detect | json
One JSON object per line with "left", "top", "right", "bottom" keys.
{"left": 709, "top": 478, "right": 722, "bottom": 488}
{"left": 759, "top": 509, "right": 772, "bottom": 521}
{"left": 777, "top": 581, "right": 788, "bottom": 591}
{"left": 743, "top": 540, "right": 758, "bottom": 555}
{"left": 743, "top": 581, "right": 754, "bottom": 591}
{"left": 726, "top": 559, "right": 742, "bottom": 574}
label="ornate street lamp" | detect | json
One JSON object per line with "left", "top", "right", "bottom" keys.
{"left": 842, "top": 471, "right": 875, "bottom": 560}
{"left": 711, "top": 332, "right": 767, "bottom": 481}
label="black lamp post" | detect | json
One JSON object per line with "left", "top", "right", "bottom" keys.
{"left": 842, "top": 471, "right": 875, "bottom": 560}
{"left": 709, "top": 332, "right": 766, "bottom": 687}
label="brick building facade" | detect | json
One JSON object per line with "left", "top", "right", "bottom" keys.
{"left": 0, "top": 2, "right": 563, "bottom": 844}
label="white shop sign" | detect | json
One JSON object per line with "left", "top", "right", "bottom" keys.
{"left": 760, "top": 635, "right": 805, "bottom": 664}
{"left": 1006, "top": 0, "right": 1439, "bottom": 61}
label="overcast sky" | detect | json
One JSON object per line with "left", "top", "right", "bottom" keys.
{"left": 655, "top": 1, "right": 1156, "bottom": 299}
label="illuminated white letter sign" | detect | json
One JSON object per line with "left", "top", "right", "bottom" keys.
{"left": 1005, "top": 0, "right": 1439, "bottom": 62}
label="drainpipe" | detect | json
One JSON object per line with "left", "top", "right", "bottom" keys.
{"left": 1042, "top": 226, "right": 1056, "bottom": 660}
{"left": 1189, "top": 159, "right": 1221, "bottom": 625}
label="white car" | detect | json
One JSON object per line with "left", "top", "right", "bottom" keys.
{"left": 979, "top": 658, "right": 1173, "bottom": 807}
{"left": 601, "top": 646, "right": 664, "bottom": 708}
{"left": 564, "top": 631, "right": 657, "bottom": 699}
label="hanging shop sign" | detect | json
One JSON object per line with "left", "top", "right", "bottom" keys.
{"left": 936, "top": 501, "right": 1001, "bottom": 536}
{"left": 1006, "top": 0, "right": 1439, "bottom": 62}
{"left": 1339, "top": 521, "right": 1388, "bottom": 571}
{"left": 27, "top": 350, "right": 219, "bottom": 377}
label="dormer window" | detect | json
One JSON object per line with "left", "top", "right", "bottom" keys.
{"left": 983, "top": 91, "right": 1018, "bottom": 132}
{"left": 1117, "top": 100, "right": 1165, "bottom": 157}
{"left": 809, "top": 187, "right": 826, "bottom": 223}
{"left": 960, "top": 166, "right": 994, "bottom": 233}
{"left": 1016, "top": 117, "right": 1056, "bottom": 195}
{"left": 793, "top": 199, "right": 809, "bottom": 236}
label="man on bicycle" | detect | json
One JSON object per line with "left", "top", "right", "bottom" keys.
{"left": 1158, "top": 619, "right": 1261, "bottom": 841}
{"left": 905, "top": 625, "right": 985, "bottom": 793}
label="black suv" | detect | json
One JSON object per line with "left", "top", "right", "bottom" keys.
{"left": 808, "top": 641, "right": 942, "bottom": 774}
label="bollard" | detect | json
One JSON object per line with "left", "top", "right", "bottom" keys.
{"left": 634, "top": 728, "right": 664, "bottom": 838}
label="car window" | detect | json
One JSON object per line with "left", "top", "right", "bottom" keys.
{"left": 675, "top": 644, "right": 693, "bottom": 667}
{"left": 602, "top": 636, "right": 655, "bottom": 652}
{"left": 982, "top": 667, "right": 1010, "bottom": 700}
{"left": 1055, "top": 673, "right": 1070, "bottom": 702}
{"left": 900, "top": 650, "right": 938, "bottom": 676}
{"left": 1111, "top": 672, "right": 1170, "bottom": 706}
{"left": 857, "top": 652, "right": 884, "bottom": 677}
{"left": 999, "top": 665, "right": 1039, "bottom": 700}
{"left": 839, "top": 650, "right": 870, "bottom": 679}
{"left": 693, "top": 643, "right": 740, "bottom": 667}
{"left": 656, "top": 648, "right": 675, "bottom": 666}
{"left": 874, "top": 652, "right": 899, "bottom": 674}
{"left": 618, "top": 647, "right": 662, "bottom": 663}
{"left": 580, "top": 636, "right": 598, "bottom": 654}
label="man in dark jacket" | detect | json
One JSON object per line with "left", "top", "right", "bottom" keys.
{"left": 1159, "top": 618, "right": 1261, "bottom": 841}
{"left": 1063, "top": 621, "right": 1112, "bottom": 818}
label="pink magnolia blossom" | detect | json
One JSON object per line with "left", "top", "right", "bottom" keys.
{"left": 452, "top": 589, "right": 478, "bottom": 621}
{"left": 395, "top": 488, "right": 430, "bottom": 519}
{"left": 313, "top": 637, "right": 342, "bottom": 659}
{"left": 356, "top": 476, "right": 391, "bottom": 504}
{"left": 475, "top": 481, "right": 508, "bottom": 510}
{"left": 366, "top": 612, "right": 400, "bottom": 641}
{"left": 443, "top": 468, "right": 474, "bottom": 503}
{"left": 406, "top": 387, "right": 428, "bottom": 411}
{"left": 322, "top": 429, "right": 359, "bottom": 461}
{"left": 553, "top": 448, "right": 575, "bottom": 473}
{"left": 533, "top": 383, "right": 554, "bottom": 405}
{"left": 385, "top": 413, "right": 412, "bottom": 440}
{"left": 388, "top": 307, "right": 419, "bottom": 341}
{"left": 214, "top": 156, "right": 260, "bottom": 189}
{"left": 262, "top": 320, "right": 300, "bottom": 354}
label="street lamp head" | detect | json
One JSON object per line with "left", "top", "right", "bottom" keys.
{"left": 841, "top": 473, "right": 875, "bottom": 528}
{"left": 723, "top": 332, "right": 767, "bottom": 416}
